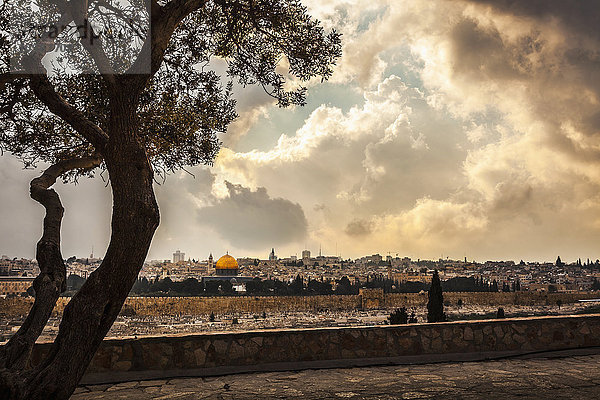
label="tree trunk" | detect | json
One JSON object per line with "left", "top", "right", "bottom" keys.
{"left": 0, "top": 157, "right": 101, "bottom": 399}
{"left": 13, "top": 99, "right": 158, "bottom": 400}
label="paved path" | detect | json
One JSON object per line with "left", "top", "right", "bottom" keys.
{"left": 72, "top": 354, "right": 600, "bottom": 399}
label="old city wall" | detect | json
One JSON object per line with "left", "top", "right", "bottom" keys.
{"left": 1, "top": 291, "right": 599, "bottom": 318}
{"left": 73, "top": 295, "right": 363, "bottom": 316}
{"left": 27, "top": 314, "right": 600, "bottom": 384}
{"left": 385, "top": 291, "right": 600, "bottom": 308}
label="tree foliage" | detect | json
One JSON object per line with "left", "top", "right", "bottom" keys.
{"left": 388, "top": 308, "right": 408, "bottom": 325}
{"left": 427, "top": 270, "right": 446, "bottom": 323}
{"left": 496, "top": 307, "right": 505, "bottom": 318}
{"left": 0, "top": 0, "right": 342, "bottom": 179}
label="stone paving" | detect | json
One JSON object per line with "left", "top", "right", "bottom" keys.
{"left": 72, "top": 354, "right": 600, "bottom": 399}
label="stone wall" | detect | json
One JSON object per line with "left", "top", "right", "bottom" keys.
{"left": 385, "top": 291, "right": 599, "bottom": 308}
{"left": 27, "top": 314, "right": 600, "bottom": 384}
{"left": 1, "top": 291, "right": 598, "bottom": 318}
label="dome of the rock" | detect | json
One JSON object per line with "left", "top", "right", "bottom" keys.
{"left": 215, "top": 254, "right": 239, "bottom": 275}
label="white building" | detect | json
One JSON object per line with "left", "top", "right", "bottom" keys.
{"left": 173, "top": 250, "right": 185, "bottom": 263}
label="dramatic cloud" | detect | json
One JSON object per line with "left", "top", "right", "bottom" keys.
{"left": 345, "top": 219, "right": 373, "bottom": 237}
{"left": 2, "top": 0, "right": 600, "bottom": 262}
{"left": 197, "top": 181, "right": 308, "bottom": 250}
{"left": 211, "top": 0, "right": 600, "bottom": 261}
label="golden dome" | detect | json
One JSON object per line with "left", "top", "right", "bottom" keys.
{"left": 215, "top": 254, "right": 238, "bottom": 270}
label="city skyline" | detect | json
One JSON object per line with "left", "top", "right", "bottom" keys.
{"left": 2, "top": 0, "right": 600, "bottom": 263}
{"left": 2, "top": 246, "right": 596, "bottom": 266}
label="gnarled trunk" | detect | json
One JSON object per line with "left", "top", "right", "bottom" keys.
{"left": 0, "top": 157, "right": 102, "bottom": 399}
{"left": 0, "top": 98, "right": 159, "bottom": 400}
{"left": 25, "top": 104, "right": 159, "bottom": 399}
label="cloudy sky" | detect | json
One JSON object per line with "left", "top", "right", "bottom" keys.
{"left": 2, "top": 0, "right": 600, "bottom": 263}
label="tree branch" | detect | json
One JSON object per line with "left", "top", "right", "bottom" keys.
{"left": 29, "top": 74, "right": 109, "bottom": 150}
{"left": 69, "top": 1, "right": 118, "bottom": 93}
{"left": 124, "top": 0, "right": 208, "bottom": 91}
{"left": 0, "top": 72, "right": 29, "bottom": 85}
{"left": 0, "top": 72, "right": 29, "bottom": 94}
{"left": 14, "top": 2, "right": 109, "bottom": 150}
{"left": 0, "top": 155, "right": 103, "bottom": 372}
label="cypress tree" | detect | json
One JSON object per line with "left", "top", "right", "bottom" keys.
{"left": 427, "top": 270, "right": 446, "bottom": 322}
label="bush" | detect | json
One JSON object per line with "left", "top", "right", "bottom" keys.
{"left": 388, "top": 308, "right": 409, "bottom": 325}
{"left": 496, "top": 307, "right": 505, "bottom": 318}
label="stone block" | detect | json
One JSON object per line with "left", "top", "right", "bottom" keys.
{"left": 513, "top": 334, "right": 526, "bottom": 344}
{"left": 421, "top": 336, "right": 431, "bottom": 350}
{"left": 493, "top": 325, "right": 504, "bottom": 339}
{"left": 194, "top": 348, "right": 206, "bottom": 366}
{"left": 464, "top": 327, "right": 474, "bottom": 341}
{"left": 213, "top": 340, "right": 228, "bottom": 354}
{"left": 431, "top": 338, "right": 443, "bottom": 352}
{"left": 121, "top": 344, "right": 133, "bottom": 360}
{"left": 442, "top": 329, "right": 452, "bottom": 341}
{"left": 341, "top": 349, "right": 355, "bottom": 359}
{"left": 474, "top": 330, "right": 484, "bottom": 345}
{"left": 114, "top": 361, "right": 132, "bottom": 371}
{"left": 91, "top": 348, "right": 111, "bottom": 371}
{"left": 580, "top": 325, "right": 591, "bottom": 335}
{"left": 228, "top": 341, "right": 245, "bottom": 361}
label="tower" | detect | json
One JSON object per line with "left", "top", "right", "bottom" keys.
{"left": 302, "top": 249, "right": 311, "bottom": 262}
{"left": 208, "top": 253, "right": 213, "bottom": 268}
{"left": 269, "top": 248, "right": 277, "bottom": 261}
{"left": 173, "top": 250, "right": 185, "bottom": 263}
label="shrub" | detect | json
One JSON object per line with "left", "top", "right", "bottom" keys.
{"left": 388, "top": 308, "right": 409, "bottom": 324}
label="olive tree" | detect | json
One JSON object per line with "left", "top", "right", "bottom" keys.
{"left": 0, "top": 0, "right": 340, "bottom": 398}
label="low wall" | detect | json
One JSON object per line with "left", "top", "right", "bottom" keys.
{"left": 2, "top": 291, "right": 597, "bottom": 318}
{"left": 28, "top": 314, "right": 600, "bottom": 384}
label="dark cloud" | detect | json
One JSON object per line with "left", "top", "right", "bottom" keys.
{"left": 198, "top": 181, "right": 307, "bottom": 249}
{"left": 448, "top": 0, "right": 600, "bottom": 163}
{"left": 344, "top": 218, "right": 373, "bottom": 237}
{"left": 449, "top": 18, "right": 544, "bottom": 80}
{"left": 464, "top": 0, "right": 600, "bottom": 42}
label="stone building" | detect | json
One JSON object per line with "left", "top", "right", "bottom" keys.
{"left": 0, "top": 276, "right": 35, "bottom": 296}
